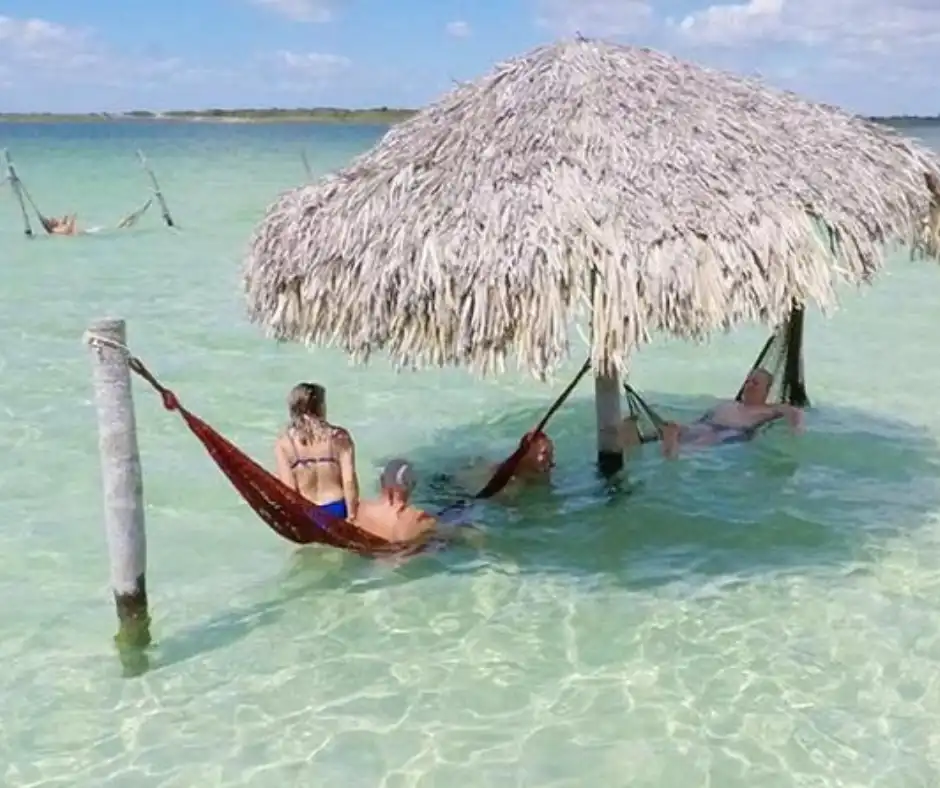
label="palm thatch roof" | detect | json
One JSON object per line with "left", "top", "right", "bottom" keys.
{"left": 244, "top": 37, "right": 940, "bottom": 380}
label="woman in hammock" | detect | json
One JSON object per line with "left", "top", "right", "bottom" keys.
{"left": 43, "top": 214, "right": 79, "bottom": 235}
{"left": 274, "top": 383, "right": 360, "bottom": 520}
{"left": 41, "top": 200, "right": 152, "bottom": 236}
{"left": 438, "top": 430, "right": 556, "bottom": 500}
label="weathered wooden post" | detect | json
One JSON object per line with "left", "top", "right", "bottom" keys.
{"left": 594, "top": 370, "right": 624, "bottom": 475}
{"left": 589, "top": 269, "right": 624, "bottom": 475}
{"left": 85, "top": 318, "right": 151, "bottom": 654}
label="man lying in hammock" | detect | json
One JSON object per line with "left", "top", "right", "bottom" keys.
{"left": 620, "top": 368, "right": 804, "bottom": 459}
{"left": 355, "top": 459, "right": 481, "bottom": 546}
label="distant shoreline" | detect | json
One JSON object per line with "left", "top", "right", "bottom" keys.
{"left": 0, "top": 108, "right": 937, "bottom": 127}
{"left": 0, "top": 108, "right": 418, "bottom": 125}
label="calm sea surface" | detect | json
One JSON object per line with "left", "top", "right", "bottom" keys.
{"left": 2, "top": 120, "right": 940, "bottom": 786}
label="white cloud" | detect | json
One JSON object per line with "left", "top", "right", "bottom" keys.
{"left": 675, "top": 0, "right": 940, "bottom": 53}
{"left": 0, "top": 15, "right": 196, "bottom": 91}
{"left": 534, "top": 0, "right": 652, "bottom": 36}
{"left": 250, "top": 0, "right": 334, "bottom": 22}
{"left": 445, "top": 20, "right": 471, "bottom": 38}
{"left": 665, "top": 0, "right": 940, "bottom": 114}
{"left": 275, "top": 50, "right": 351, "bottom": 74}
{"left": 275, "top": 50, "right": 351, "bottom": 78}
{"left": 676, "top": 0, "right": 790, "bottom": 46}
{"left": 0, "top": 15, "right": 96, "bottom": 67}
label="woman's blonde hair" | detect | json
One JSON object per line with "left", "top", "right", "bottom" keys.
{"left": 287, "top": 382, "right": 328, "bottom": 444}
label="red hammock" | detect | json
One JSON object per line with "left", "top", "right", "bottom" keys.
{"left": 126, "top": 355, "right": 590, "bottom": 557}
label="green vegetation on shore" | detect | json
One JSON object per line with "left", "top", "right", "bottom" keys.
{"left": 0, "top": 107, "right": 418, "bottom": 125}
{"left": 1, "top": 107, "right": 937, "bottom": 127}
{"left": 866, "top": 115, "right": 940, "bottom": 126}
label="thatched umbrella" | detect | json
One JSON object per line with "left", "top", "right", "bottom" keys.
{"left": 244, "top": 37, "right": 940, "bottom": 469}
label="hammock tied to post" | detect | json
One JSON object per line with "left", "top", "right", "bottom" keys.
{"left": 83, "top": 307, "right": 806, "bottom": 556}
{"left": 82, "top": 334, "right": 589, "bottom": 557}
{"left": 624, "top": 304, "right": 809, "bottom": 444}
{"left": 4, "top": 147, "right": 163, "bottom": 237}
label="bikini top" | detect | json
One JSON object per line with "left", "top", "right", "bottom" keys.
{"left": 287, "top": 431, "right": 339, "bottom": 470}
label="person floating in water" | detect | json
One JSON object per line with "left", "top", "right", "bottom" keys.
{"left": 355, "top": 459, "right": 483, "bottom": 546}
{"left": 619, "top": 368, "right": 804, "bottom": 459}
{"left": 274, "top": 382, "right": 360, "bottom": 520}
{"left": 448, "top": 430, "right": 556, "bottom": 499}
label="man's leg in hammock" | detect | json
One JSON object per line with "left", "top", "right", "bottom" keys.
{"left": 618, "top": 417, "right": 645, "bottom": 458}
{"left": 661, "top": 422, "right": 681, "bottom": 459}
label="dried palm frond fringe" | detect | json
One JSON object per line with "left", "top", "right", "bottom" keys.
{"left": 243, "top": 37, "right": 940, "bottom": 381}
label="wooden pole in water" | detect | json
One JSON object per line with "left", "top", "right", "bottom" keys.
{"left": 85, "top": 318, "right": 151, "bottom": 650}
{"left": 589, "top": 268, "right": 624, "bottom": 475}
{"left": 594, "top": 370, "right": 624, "bottom": 475}
{"left": 3, "top": 149, "right": 34, "bottom": 238}
{"left": 136, "top": 149, "right": 175, "bottom": 228}
{"left": 301, "top": 150, "right": 313, "bottom": 180}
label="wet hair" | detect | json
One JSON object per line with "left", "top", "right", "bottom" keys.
{"left": 524, "top": 430, "right": 553, "bottom": 449}
{"left": 522, "top": 430, "right": 555, "bottom": 467}
{"left": 286, "top": 382, "right": 327, "bottom": 444}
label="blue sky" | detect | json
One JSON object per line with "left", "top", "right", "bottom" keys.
{"left": 1, "top": 0, "right": 937, "bottom": 114}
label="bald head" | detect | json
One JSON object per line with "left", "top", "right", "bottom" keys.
{"left": 742, "top": 367, "right": 773, "bottom": 405}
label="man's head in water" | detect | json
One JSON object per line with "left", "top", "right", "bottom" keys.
{"left": 518, "top": 431, "right": 555, "bottom": 476}
{"left": 741, "top": 368, "right": 773, "bottom": 406}
{"left": 379, "top": 458, "right": 417, "bottom": 506}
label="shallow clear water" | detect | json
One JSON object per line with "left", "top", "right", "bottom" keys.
{"left": 2, "top": 120, "right": 940, "bottom": 787}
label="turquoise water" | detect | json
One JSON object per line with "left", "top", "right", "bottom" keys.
{"left": 2, "top": 120, "right": 940, "bottom": 786}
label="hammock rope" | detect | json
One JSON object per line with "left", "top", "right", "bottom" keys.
{"left": 136, "top": 149, "right": 175, "bottom": 228}
{"left": 115, "top": 198, "right": 153, "bottom": 229}
{"left": 83, "top": 334, "right": 589, "bottom": 555}
{"left": 3, "top": 149, "right": 41, "bottom": 237}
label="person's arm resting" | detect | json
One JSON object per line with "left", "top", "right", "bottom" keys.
{"left": 338, "top": 432, "right": 360, "bottom": 520}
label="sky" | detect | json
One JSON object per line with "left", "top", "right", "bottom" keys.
{"left": 0, "top": 0, "right": 937, "bottom": 115}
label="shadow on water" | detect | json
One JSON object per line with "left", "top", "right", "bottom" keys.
{"left": 138, "top": 391, "right": 940, "bottom": 673}
{"left": 141, "top": 561, "right": 344, "bottom": 674}
{"left": 388, "top": 391, "right": 940, "bottom": 588}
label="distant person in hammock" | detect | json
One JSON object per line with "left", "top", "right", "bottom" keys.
{"left": 355, "top": 459, "right": 483, "bottom": 546}
{"left": 43, "top": 214, "right": 79, "bottom": 235}
{"left": 40, "top": 199, "right": 152, "bottom": 236}
{"left": 274, "top": 382, "right": 360, "bottom": 520}
{"left": 619, "top": 368, "right": 804, "bottom": 459}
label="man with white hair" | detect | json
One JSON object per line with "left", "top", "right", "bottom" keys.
{"left": 353, "top": 458, "right": 440, "bottom": 543}
{"left": 355, "top": 459, "right": 484, "bottom": 547}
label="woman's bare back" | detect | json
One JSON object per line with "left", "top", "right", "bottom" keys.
{"left": 277, "top": 428, "right": 349, "bottom": 506}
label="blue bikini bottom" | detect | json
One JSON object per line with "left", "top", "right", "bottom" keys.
{"left": 312, "top": 499, "right": 348, "bottom": 520}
